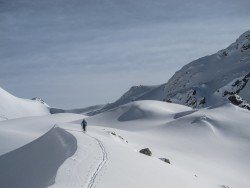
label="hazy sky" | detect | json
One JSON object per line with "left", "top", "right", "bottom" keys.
{"left": 0, "top": 0, "right": 249, "bottom": 108}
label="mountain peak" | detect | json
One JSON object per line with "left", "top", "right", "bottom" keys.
{"left": 218, "top": 30, "right": 250, "bottom": 57}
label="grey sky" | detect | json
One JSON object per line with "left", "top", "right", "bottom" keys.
{"left": 0, "top": 0, "right": 249, "bottom": 108}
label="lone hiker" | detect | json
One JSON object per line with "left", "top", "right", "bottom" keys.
{"left": 81, "top": 119, "right": 87, "bottom": 132}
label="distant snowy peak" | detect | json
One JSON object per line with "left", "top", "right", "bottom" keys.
{"left": 32, "top": 97, "right": 49, "bottom": 107}
{"left": 0, "top": 87, "right": 50, "bottom": 120}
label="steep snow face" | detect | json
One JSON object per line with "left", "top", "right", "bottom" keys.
{"left": 0, "top": 126, "right": 77, "bottom": 188}
{"left": 163, "top": 30, "right": 250, "bottom": 108}
{"left": 0, "top": 113, "right": 84, "bottom": 188}
{"left": 0, "top": 87, "right": 50, "bottom": 120}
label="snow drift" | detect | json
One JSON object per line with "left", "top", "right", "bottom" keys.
{"left": 0, "top": 87, "right": 49, "bottom": 120}
{"left": 89, "top": 100, "right": 191, "bottom": 130}
{"left": 88, "top": 100, "right": 250, "bottom": 187}
{"left": 0, "top": 98, "right": 249, "bottom": 187}
{"left": 0, "top": 126, "right": 77, "bottom": 188}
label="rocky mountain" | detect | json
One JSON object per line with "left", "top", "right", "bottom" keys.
{"left": 90, "top": 30, "right": 250, "bottom": 115}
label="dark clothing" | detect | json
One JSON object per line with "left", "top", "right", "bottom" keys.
{"left": 81, "top": 119, "right": 87, "bottom": 132}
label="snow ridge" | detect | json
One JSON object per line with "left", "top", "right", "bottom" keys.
{"left": 0, "top": 125, "right": 77, "bottom": 188}
{"left": 0, "top": 87, "right": 50, "bottom": 120}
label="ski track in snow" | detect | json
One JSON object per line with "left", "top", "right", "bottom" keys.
{"left": 62, "top": 128, "right": 108, "bottom": 188}
{"left": 85, "top": 134, "right": 108, "bottom": 188}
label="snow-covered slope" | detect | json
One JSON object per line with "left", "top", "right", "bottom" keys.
{"left": 163, "top": 30, "right": 250, "bottom": 108}
{"left": 88, "top": 85, "right": 163, "bottom": 115}
{"left": 0, "top": 87, "right": 50, "bottom": 120}
{"left": 89, "top": 31, "right": 250, "bottom": 114}
{"left": 87, "top": 100, "right": 250, "bottom": 188}
{"left": 0, "top": 113, "right": 84, "bottom": 188}
{"left": 50, "top": 104, "right": 104, "bottom": 115}
{"left": 89, "top": 100, "right": 192, "bottom": 129}
{"left": 0, "top": 100, "right": 249, "bottom": 187}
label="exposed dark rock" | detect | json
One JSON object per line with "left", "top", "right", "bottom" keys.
{"left": 232, "top": 80, "right": 241, "bottom": 87}
{"left": 223, "top": 90, "right": 235, "bottom": 96}
{"left": 110, "top": 132, "right": 116, "bottom": 136}
{"left": 118, "top": 135, "right": 124, "bottom": 140}
{"left": 139, "top": 148, "right": 152, "bottom": 156}
{"left": 188, "top": 99, "right": 197, "bottom": 107}
{"left": 166, "top": 99, "right": 172, "bottom": 103}
{"left": 222, "top": 51, "right": 228, "bottom": 56}
{"left": 159, "top": 158, "right": 170, "bottom": 164}
{"left": 199, "top": 97, "right": 206, "bottom": 105}
{"left": 228, "top": 95, "right": 243, "bottom": 105}
{"left": 242, "top": 44, "right": 250, "bottom": 51}
{"left": 242, "top": 104, "right": 250, "bottom": 110}
{"left": 245, "top": 72, "right": 250, "bottom": 78}
{"left": 32, "top": 97, "right": 46, "bottom": 104}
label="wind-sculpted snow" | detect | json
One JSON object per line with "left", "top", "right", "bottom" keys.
{"left": 89, "top": 100, "right": 192, "bottom": 130}
{"left": 117, "top": 100, "right": 191, "bottom": 122}
{"left": 88, "top": 100, "right": 250, "bottom": 187}
{"left": 0, "top": 126, "right": 77, "bottom": 188}
{"left": 118, "top": 106, "right": 146, "bottom": 121}
{"left": 0, "top": 87, "right": 49, "bottom": 120}
{"left": 0, "top": 100, "right": 249, "bottom": 187}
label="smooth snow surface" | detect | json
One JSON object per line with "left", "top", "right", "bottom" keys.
{"left": 87, "top": 101, "right": 250, "bottom": 188}
{"left": 0, "top": 100, "right": 249, "bottom": 188}
{"left": 0, "top": 87, "right": 49, "bottom": 120}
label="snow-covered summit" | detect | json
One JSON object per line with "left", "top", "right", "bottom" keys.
{"left": 0, "top": 87, "right": 50, "bottom": 120}
{"left": 218, "top": 30, "right": 250, "bottom": 57}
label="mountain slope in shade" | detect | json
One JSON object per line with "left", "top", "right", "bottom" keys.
{"left": 89, "top": 30, "right": 250, "bottom": 115}
{"left": 88, "top": 85, "right": 163, "bottom": 115}
{"left": 50, "top": 104, "right": 105, "bottom": 115}
{"left": 0, "top": 87, "right": 50, "bottom": 120}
